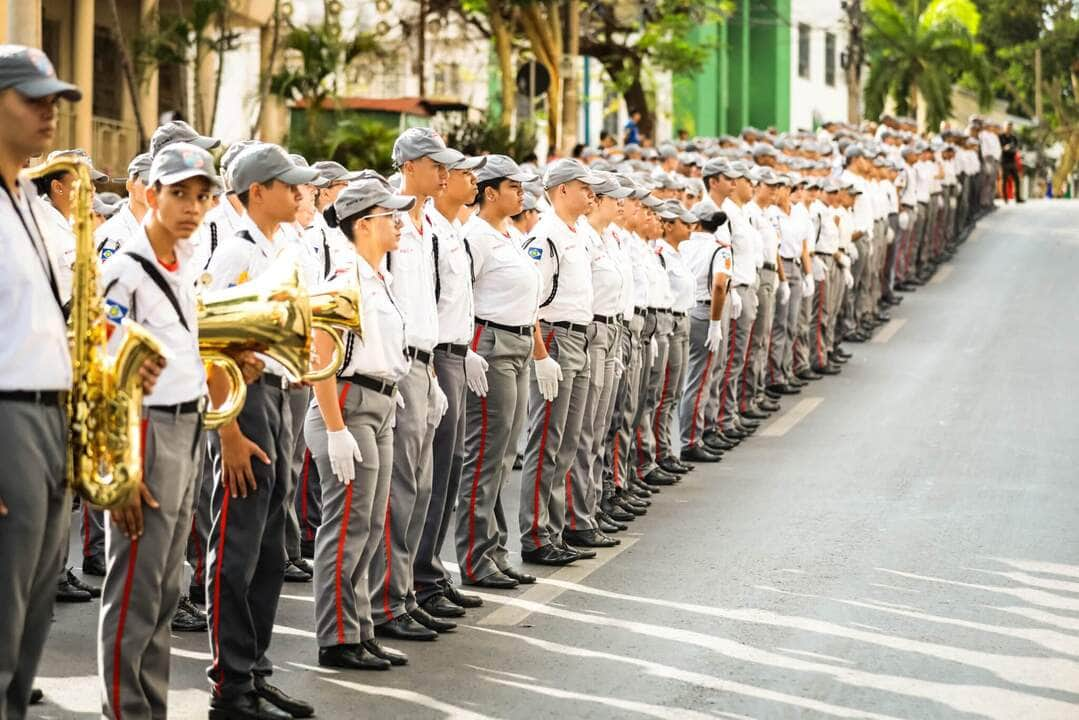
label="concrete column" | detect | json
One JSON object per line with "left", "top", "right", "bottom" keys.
{"left": 257, "top": 22, "right": 285, "bottom": 142}
{"left": 73, "top": 0, "right": 94, "bottom": 152}
{"left": 139, "top": 0, "right": 159, "bottom": 138}
{"left": 1, "top": 1, "right": 9, "bottom": 44}
{"left": 7, "top": 0, "right": 42, "bottom": 47}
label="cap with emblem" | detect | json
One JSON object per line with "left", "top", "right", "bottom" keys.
{"left": 542, "top": 158, "right": 604, "bottom": 190}
{"left": 591, "top": 171, "right": 634, "bottom": 199}
{"left": 0, "top": 45, "right": 81, "bottom": 101}
{"left": 230, "top": 144, "right": 320, "bottom": 194}
{"left": 149, "top": 120, "right": 220, "bottom": 157}
{"left": 474, "top": 155, "right": 538, "bottom": 185}
{"left": 148, "top": 142, "right": 223, "bottom": 191}
{"left": 392, "top": 127, "right": 460, "bottom": 166}
{"left": 47, "top": 149, "right": 108, "bottom": 182}
{"left": 332, "top": 177, "right": 416, "bottom": 222}
{"left": 289, "top": 153, "right": 329, "bottom": 188}
{"left": 311, "top": 160, "right": 362, "bottom": 185}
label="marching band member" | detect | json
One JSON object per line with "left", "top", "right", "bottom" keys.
{"left": 95, "top": 152, "right": 151, "bottom": 261}
{"left": 305, "top": 176, "right": 414, "bottom": 671}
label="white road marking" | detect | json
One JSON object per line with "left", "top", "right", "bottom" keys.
{"left": 987, "top": 557, "right": 1079, "bottom": 580}
{"left": 758, "top": 397, "right": 823, "bottom": 437}
{"left": 868, "top": 583, "right": 921, "bottom": 594}
{"left": 969, "top": 568, "right": 1079, "bottom": 594}
{"left": 321, "top": 677, "right": 502, "bottom": 720}
{"left": 877, "top": 568, "right": 1079, "bottom": 612}
{"left": 482, "top": 675, "right": 718, "bottom": 720}
{"left": 775, "top": 648, "right": 855, "bottom": 665}
{"left": 280, "top": 593, "right": 314, "bottom": 602}
{"left": 929, "top": 265, "right": 953, "bottom": 284}
{"left": 477, "top": 538, "right": 638, "bottom": 626}
{"left": 463, "top": 664, "right": 537, "bottom": 681}
{"left": 871, "top": 317, "right": 907, "bottom": 344}
{"left": 171, "top": 647, "right": 212, "bottom": 661}
{"left": 273, "top": 623, "right": 316, "bottom": 639}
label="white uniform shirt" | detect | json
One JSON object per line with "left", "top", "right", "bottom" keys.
{"left": 656, "top": 239, "right": 694, "bottom": 313}
{"left": 898, "top": 165, "right": 919, "bottom": 206}
{"left": 881, "top": 180, "right": 899, "bottom": 214}
{"left": 837, "top": 208, "right": 854, "bottom": 252}
{"left": 524, "top": 211, "right": 594, "bottom": 324}
{"left": 812, "top": 201, "right": 841, "bottom": 254}
{"left": 384, "top": 211, "right": 439, "bottom": 352}
{"left": 101, "top": 229, "right": 206, "bottom": 405}
{"left": 428, "top": 202, "right": 475, "bottom": 345}
{"left": 466, "top": 214, "right": 542, "bottom": 327}
{"left": 721, "top": 198, "right": 759, "bottom": 286}
{"left": 40, "top": 199, "right": 75, "bottom": 303}
{"left": 980, "top": 130, "right": 1002, "bottom": 161}
{"left": 193, "top": 198, "right": 245, "bottom": 272}
{"left": 746, "top": 200, "right": 779, "bottom": 265}
{"left": 0, "top": 176, "right": 71, "bottom": 390}
{"left": 302, "top": 213, "right": 338, "bottom": 285}
{"left": 95, "top": 203, "right": 143, "bottom": 262}
{"left": 841, "top": 171, "right": 874, "bottom": 234}
{"left": 773, "top": 206, "right": 802, "bottom": 260}
{"left": 335, "top": 253, "right": 410, "bottom": 383}
{"left": 682, "top": 230, "right": 732, "bottom": 304}
{"left": 914, "top": 161, "right": 934, "bottom": 202}
{"left": 579, "top": 219, "right": 625, "bottom": 317}
{"left": 603, "top": 224, "right": 637, "bottom": 318}
{"left": 789, "top": 202, "right": 814, "bottom": 256}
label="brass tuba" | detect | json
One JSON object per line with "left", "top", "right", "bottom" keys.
{"left": 26, "top": 159, "right": 167, "bottom": 509}
{"left": 198, "top": 254, "right": 313, "bottom": 429}
{"left": 304, "top": 264, "right": 363, "bottom": 382}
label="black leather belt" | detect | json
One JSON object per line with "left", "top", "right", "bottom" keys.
{"left": 343, "top": 374, "right": 397, "bottom": 397}
{"left": 762, "top": 262, "right": 777, "bottom": 272}
{"left": 434, "top": 342, "right": 469, "bottom": 357}
{"left": 633, "top": 307, "right": 648, "bottom": 317}
{"left": 592, "top": 314, "right": 621, "bottom": 324}
{"left": 406, "top": 346, "right": 432, "bottom": 365}
{"left": 655, "top": 308, "right": 673, "bottom": 315}
{"left": 0, "top": 390, "right": 64, "bottom": 406}
{"left": 733, "top": 283, "right": 750, "bottom": 289}
{"left": 672, "top": 311, "right": 686, "bottom": 317}
{"left": 257, "top": 372, "right": 290, "bottom": 389}
{"left": 814, "top": 252, "right": 833, "bottom": 258}
{"left": 551, "top": 321, "right": 588, "bottom": 334}
{"left": 148, "top": 398, "right": 205, "bottom": 416}
{"left": 476, "top": 318, "right": 532, "bottom": 336}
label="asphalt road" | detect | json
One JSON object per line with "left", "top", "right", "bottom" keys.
{"left": 31, "top": 200, "right": 1079, "bottom": 719}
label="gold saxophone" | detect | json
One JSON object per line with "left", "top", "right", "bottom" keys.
{"left": 27, "top": 159, "right": 166, "bottom": 509}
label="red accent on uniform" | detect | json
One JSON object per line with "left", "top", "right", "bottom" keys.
{"left": 82, "top": 503, "right": 91, "bottom": 557}
{"left": 470, "top": 325, "right": 484, "bottom": 352}
{"left": 653, "top": 364, "right": 671, "bottom": 457}
{"left": 465, "top": 394, "right": 488, "bottom": 581}
{"left": 613, "top": 435, "right": 621, "bottom": 488}
{"left": 635, "top": 428, "right": 645, "bottom": 479}
{"left": 815, "top": 277, "right": 827, "bottom": 367}
{"left": 190, "top": 514, "right": 204, "bottom": 585}
{"left": 299, "top": 449, "right": 312, "bottom": 541}
{"left": 380, "top": 499, "right": 394, "bottom": 620}
{"left": 717, "top": 317, "right": 738, "bottom": 427}
{"left": 210, "top": 492, "right": 231, "bottom": 694}
{"left": 739, "top": 323, "right": 756, "bottom": 413}
{"left": 688, "top": 351, "right": 715, "bottom": 446}
{"left": 565, "top": 471, "right": 575, "bottom": 530}
{"left": 157, "top": 256, "right": 179, "bottom": 272}
{"left": 530, "top": 330, "right": 557, "bottom": 549}
{"left": 335, "top": 482, "right": 354, "bottom": 644}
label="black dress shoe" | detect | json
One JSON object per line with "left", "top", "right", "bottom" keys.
{"left": 82, "top": 555, "right": 106, "bottom": 577}
{"left": 596, "top": 515, "right": 621, "bottom": 534}
{"left": 411, "top": 606, "right": 456, "bottom": 633}
{"left": 620, "top": 494, "right": 649, "bottom": 510}
{"left": 465, "top": 569, "right": 519, "bottom": 588}
{"left": 189, "top": 583, "right": 206, "bottom": 605}
{"left": 559, "top": 542, "right": 596, "bottom": 560}
{"left": 846, "top": 332, "right": 869, "bottom": 343}
{"left": 658, "top": 457, "right": 688, "bottom": 475}
{"left": 681, "top": 446, "right": 720, "bottom": 463}
{"left": 374, "top": 615, "right": 438, "bottom": 641}
{"left": 362, "top": 639, "right": 408, "bottom": 666}
{"left": 759, "top": 399, "right": 781, "bottom": 412}
{"left": 763, "top": 388, "right": 782, "bottom": 400}
{"left": 812, "top": 364, "right": 840, "bottom": 376}
{"left": 834, "top": 347, "right": 852, "bottom": 359}
{"left": 299, "top": 540, "right": 314, "bottom": 560}
{"left": 703, "top": 430, "right": 736, "bottom": 449}
{"left": 501, "top": 566, "right": 537, "bottom": 584}
{"left": 210, "top": 691, "right": 294, "bottom": 720}
{"left": 796, "top": 369, "right": 822, "bottom": 381}
{"left": 830, "top": 353, "right": 849, "bottom": 364}
{"left": 701, "top": 437, "right": 728, "bottom": 454}
{"left": 644, "top": 468, "right": 677, "bottom": 486}
{"left": 600, "top": 499, "right": 635, "bottom": 522}
{"left": 318, "top": 644, "right": 391, "bottom": 671}
{"left": 254, "top": 677, "right": 314, "bottom": 718}
{"left": 521, "top": 544, "right": 578, "bottom": 565}
{"left": 596, "top": 510, "right": 628, "bottom": 531}
{"left": 56, "top": 579, "right": 92, "bottom": 603}
{"left": 291, "top": 558, "right": 314, "bottom": 575}
{"left": 443, "top": 584, "right": 483, "bottom": 608}
{"left": 743, "top": 408, "right": 769, "bottom": 420}
{"left": 768, "top": 383, "right": 800, "bottom": 395}
{"left": 66, "top": 569, "right": 101, "bottom": 598}
{"left": 172, "top": 599, "right": 208, "bottom": 632}
{"left": 629, "top": 481, "right": 653, "bottom": 497}
{"left": 29, "top": 688, "right": 43, "bottom": 705}
{"left": 283, "top": 561, "right": 312, "bottom": 583}
{"left": 788, "top": 376, "right": 808, "bottom": 388}
{"left": 721, "top": 426, "right": 748, "bottom": 440}
{"left": 564, "top": 528, "right": 619, "bottom": 548}
{"left": 420, "top": 594, "right": 466, "bottom": 618}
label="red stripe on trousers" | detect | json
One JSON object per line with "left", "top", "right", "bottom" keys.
{"left": 465, "top": 392, "right": 488, "bottom": 581}
{"left": 190, "top": 514, "right": 204, "bottom": 585}
{"left": 300, "top": 449, "right": 312, "bottom": 541}
{"left": 531, "top": 330, "right": 557, "bottom": 549}
{"left": 688, "top": 351, "right": 714, "bottom": 445}
{"left": 82, "top": 504, "right": 91, "bottom": 557}
{"left": 335, "top": 483, "right": 354, "bottom": 643}
{"left": 653, "top": 364, "right": 670, "bottom": 458}
{"left": 613, "top": 435, "right": 621, "bottom": 488}
{"left": 815, "top": 277, "right": 827, "bottom": 367}
{"left": 112, "top": 416, "right": 150, "bottom": 718}
{"left": 381, "top": 497, "right": 394, "bottom": 620}
{"left": 211, "top": 493, "right": 231, "bottom": 694}
{"left": 635, "top": 428, "right": 645, "bottom": 479}
{"left": 565, "top": 471, "right": 575, "bottom": 530}
{"left": 739, "top": 322, "right": 756, "bottom": 413}
{"left": 717, "top": 317, "right": 738, "bottom": 426}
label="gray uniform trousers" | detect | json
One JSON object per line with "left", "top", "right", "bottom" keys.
{"left": 748, "top": 269, "right": 778, "bottom": 409}
{"left": 603, "top": 317, "right": 639, "bottom": 499}
{"left": 634, "top": 311, "right": 672, "bottom": 478}
{"left": 186, "top": 432, "right": 217, "bottom": 591}
{"left": 584, "top": 322, "right": 621, "bottom": 517}
{"left": 0, "top": 400, "right": 68, "bottom": 719}
{"left": 415, "top": 347, "right": 466, "bottom": 603}
{"left": 825, "top": 259, "right": 846, "bottom": 357}
{"left": 205, "top": 380, "right": 292, "bottom": 700}
{"left": 568, "top": 321, "right": 616, "bottom": 532}
{"left": 793, "top": 284, "right": 814, "bottom": 375}
{"left": 99, "top": 408, "right": 203, "bottom": 720}
{"left": 768, "top": 259, "right": 803, "bottom": 387}
{"left": 283, "top": 387, "right": 312, "bottom": 563}
{"left": 702, "top": 301, "right": 733, "bottom": 436}
{"left": 811, "top": 255, "right": 836, "bottom": 368}
{"left": 840, "top": 234, "right": 871, "bottom": 338}
{"left": 58, "top": 502, "right": 103, "bottom": 585}
{"left": 294, "top": 441, "right": 322, "bottom": 556}
{"left": 370, "top": 360, "right": 437, "bottom": 625}
{"left": 519, "top": 322, "right": 590, "bottom": 552}
{"left": 717, "top": 284, "right": 758, "bottom": 431}
{"left": 681, "top": 302, "right": 725, "bottom": 448}
{"left": 306, "top": 383, "right": 395, "bottom": 646}
{"left": 655, "top": 315, "right": 689, "bottom": 461}
{"left": 455, "top": 325, "right": 533, "bottom": 583}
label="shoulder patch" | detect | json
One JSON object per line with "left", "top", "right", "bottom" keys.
{"left": 527, "top": 247, "right": 543, "bottom": 260}
{"left": 105, "top": 298, "right": 128, "bottom": 325}
{"left": 100, "top": 247, "right": 115, "bottom": 261}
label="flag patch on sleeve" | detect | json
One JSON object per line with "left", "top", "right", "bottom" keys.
{"left": 105, "top": 298, "right": 128, "bottom": 325}
{"left": 527, "top": 247, "right": 543, "bottom": 260}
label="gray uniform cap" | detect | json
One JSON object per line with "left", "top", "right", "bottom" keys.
{"left": 543, "top": 158, "right": 604, "bottom": 190}
{"left": 474, "top": 155, "right": 538, "bottom": 184}
{"left": 148, "top": 142, "right": 223, "bottom": 191}
{"left": 0, "top": 45, "right": 81, "bottom": 101}
{"left": 230, "top": 144, "right": 320, "bottom": 194}
{"left": 448, "top": 154, "right": 488, "bottom": 172}
{"left": 333, "top": 177, "right": 416, "bottom": 221}
{"left": 46, "top": 149, "right": 108, "bottom": 182}
{"left": 392, "top": 127, "right": 460, "bottom": 166}
{"left": 149, "top": 120, "right": 220, "bottom": 157}
{"left": 591, "top": 171, "right": 634, "bottom": 199}
{"left": 127, "top": 153, "right": 152, "bottom": 183}
{"left": 311, "top": 160, "right": 363, "bottom": 184}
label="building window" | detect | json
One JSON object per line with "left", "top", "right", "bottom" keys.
{"left": 93, "top": 30, "right": 124, "bottom": 120}
{"left": 798, "top": 24, "right": 811, "bottom": 79}
{"left": 825, "top": 32, "right": 836, "bottom": 87}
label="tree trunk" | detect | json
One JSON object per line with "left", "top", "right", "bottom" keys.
{"left": 518, "top": 3, "right": 562, "bottom": 154}
{"left": 417, "top": 0, "right": 427, "bottom": 97}
{"left": 1051, "top": 127, "right": 1079, "bottom": 198}
{"left": 107, "top": 0, "right": 148, "bottom": 148}
{"left": 251, "top": 0, "right": 282, "bottom": 137}
{"left": 489, "top": 2, "right": 515, "bottom": 129}
{"left": 560, "top": 0, "right": 579, "bottom": 154}
{"left": 622, "top": 68, "right": 652, "bottom": 140}
{"left": 208, "top": 9, "right": 228, "bottom": 137}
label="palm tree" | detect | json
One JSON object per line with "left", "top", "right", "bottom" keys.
{"left": 863, "top": 0, "right": 992, "bottom": 130}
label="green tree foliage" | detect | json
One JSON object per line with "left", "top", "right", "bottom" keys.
{"left": 862, "top": 0, "right": 992, "bottom": 129}
{"left": 440, "top": 117, "right": 538, "bottom": 161}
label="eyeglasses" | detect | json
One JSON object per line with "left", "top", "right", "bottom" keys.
{"left": 365, "top": 209, "right": 405, "bottom": 227}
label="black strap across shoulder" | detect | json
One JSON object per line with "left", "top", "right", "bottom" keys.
{"left": 535, "top": 237, "right": 560, "bottom": 308}
{"left": 125, "top": 252, "right": 191, "bottom": 332}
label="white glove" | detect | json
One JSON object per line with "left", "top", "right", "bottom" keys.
{"left": 898, "top": 211, "right": 910, "bottom": 230}
{"left": 705, "top": 320, "right": 723, "bottom": 353}
{"left": 326, "top": 429, "right": 362, "bottom": 485}
{"left": 649, "top": 337, "right": 658, "bottom": 362}
{"left": 427, "top": 380, "right": 448, "bottom": 428}
{"left": 777, "top": 281, "right": 790, "bottom": 306}
{"left": 949, "top": 197, "right": 958, "bottom": 209}
{"left": 802, "top": 274, "right": 815, "bottom": 297}
{"left": 729, "top": 290, "right": 743, "bottom": 319}
{"left": 838, "top": 254, "right": 851, "bottom": 269}
{"left": 886, "top": 226, "right": 895, "bottom": 243}
{"left": 848, "top": 243, "right": 859, "bottom": 263}
{"left": 464, "top": 349, "right": 489, "bottom": 397}
{"left": 812, "top": 257, "right": 827, "bottom": 281}
{"left": 613, "top": 354, "right": 625, "bottom": 378}
{"left": 533, "top": 355, "right": 563, "bottom": 402}
{"left": 843, "top": 267, "right": 854, "bottom": 289}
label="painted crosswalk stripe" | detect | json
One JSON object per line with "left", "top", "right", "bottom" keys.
{"left": 759, "top": 397, "right": 823, "bottom": 437}
{"left": 871, "top": 317, "right": 907, "bottom": 344}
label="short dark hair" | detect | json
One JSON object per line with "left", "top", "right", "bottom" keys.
{"left": 476, "top": 178, "right": 507, "bottom": 208}
{"left": 32, "top": 170, "right": 70, "bottom": 199}
{"left": 235, "top": 189, "right": 251, "bottom": 208}
{"left": 511, "top": 208, "right": 537, "bottom": 223}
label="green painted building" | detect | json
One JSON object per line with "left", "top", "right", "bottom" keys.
{"left": 673, "top": 0, "right": 791, "bottom": 137}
